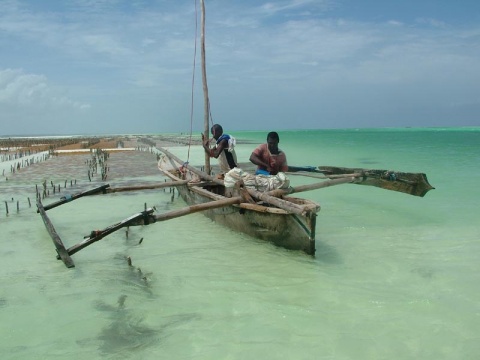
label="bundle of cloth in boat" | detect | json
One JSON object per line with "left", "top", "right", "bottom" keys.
{"left": 224, "top": 168, "right": 290, "bottom": 192}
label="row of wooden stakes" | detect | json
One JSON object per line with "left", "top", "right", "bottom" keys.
{"left": 2, "top": 178, "right": 79, "bottom": 216}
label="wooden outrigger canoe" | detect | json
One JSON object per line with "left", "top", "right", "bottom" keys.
{"left": 156, "top": 148, "right": 435, "bottom": 256}
{"left": 36, "top": 146, "right": 435, "bottom": 268}
{"left": 157, "top": 147, "right": 320, "bottom": 255}
{"left": 35, "top": 149, "right": 434, "bottom": 268}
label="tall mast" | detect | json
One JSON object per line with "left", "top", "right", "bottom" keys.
{"left": 200, "top": 0, "right": 211, "bottom": 174}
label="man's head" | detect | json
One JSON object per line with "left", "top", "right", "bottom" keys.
{"left": 211, "top": 124, "right": 223, "bottom": 140}
{"left": 266, "top": 131, "right": 280, "bottom": 154}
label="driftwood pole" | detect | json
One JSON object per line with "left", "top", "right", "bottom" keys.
{"left": 105, "top": 181, "right": 189, "bottom": 193}
{"left": 40, "top": 181, "right": 190, "bottom": 212}
{"left": 200, "top": 0, "right": 211, "bottom": 175}
{"left": 268, "top": 177, "right": 359, "bottom": 197}
{"left": 39, "top": 184, "right": 110, "bottom": 212}
{"left": 153, "top": 196, "right": 242, "bottom": 222}
{"left": 63, "top": 208, "right": 156, "bottom": 257}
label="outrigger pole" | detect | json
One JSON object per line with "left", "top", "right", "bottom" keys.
{"left": 38, "top": 182, "right": 191, "bottom": 212}
{"left": 37, "top": 182, "right": 248, "bottom": 268}
{"left": 55, "top": 196, "right": 243, "bottom": 261}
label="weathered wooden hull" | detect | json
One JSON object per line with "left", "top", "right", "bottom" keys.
{"left": 163, "top": 170, "right": 318, "bottom": 255}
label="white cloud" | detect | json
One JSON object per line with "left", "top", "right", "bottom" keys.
{"left": 415, "top": 18, "right": 448, "bottom": 28}
{"left": 0, "top": 68, "right": 90, "bottom": 111}
{"left": 81, "top": 34, "right": 130, "bottom": 56}
{"left": 258, "top": 0, "right": 330, "bottom": 16}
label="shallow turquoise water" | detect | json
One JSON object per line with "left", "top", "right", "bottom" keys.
{"left": 1, "top": 128, "right": 479, "bottom": 359}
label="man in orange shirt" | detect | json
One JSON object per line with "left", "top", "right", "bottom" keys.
{"left": 249, "top": 132, "right": 288, "bottom": 175}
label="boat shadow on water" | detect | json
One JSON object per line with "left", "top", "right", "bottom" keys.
{"left": 313, "top": 240, "right": 343, "bottom": 265}
{"left": 357, "top": 158, "right": 381, "bottom": 165}
{"left": 77, "top": 295, "right": 200, "bottom": 356}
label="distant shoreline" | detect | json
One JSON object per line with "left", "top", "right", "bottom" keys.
{"left": 0, "top": 133, "right": 258, "bottom": 156}
{"left": 0, "top": 134, "right": 196, "bottom": 154}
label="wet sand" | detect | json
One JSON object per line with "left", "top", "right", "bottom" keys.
{"left": 0, "top": 135, "right": 193, "bottom": 199}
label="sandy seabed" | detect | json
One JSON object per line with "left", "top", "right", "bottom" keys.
{"left": 0, "top": 135, "right": 197, "bottom": 203}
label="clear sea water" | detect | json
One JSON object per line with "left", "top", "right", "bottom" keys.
{"left": 1, "top": 128, "right": 479, "bottom": 359}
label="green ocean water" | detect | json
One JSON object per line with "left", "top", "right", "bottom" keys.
{"left": 1, "top": 128, "right": 479, "bottom": 359}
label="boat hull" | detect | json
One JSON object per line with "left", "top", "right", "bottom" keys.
{"left": 167, "top": 173, "right": 317, "bottom": 255}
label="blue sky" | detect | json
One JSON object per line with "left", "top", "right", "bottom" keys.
{"left": 1, "top": 0, "right": 479, "bottom": 136}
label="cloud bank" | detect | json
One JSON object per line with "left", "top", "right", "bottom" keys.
{"left": 0, "top": 0, "right": 479, "bottom": 135}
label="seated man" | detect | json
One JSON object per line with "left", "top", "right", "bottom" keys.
{"left": 249, "top": 131, "right": 288, "bottom": 175}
